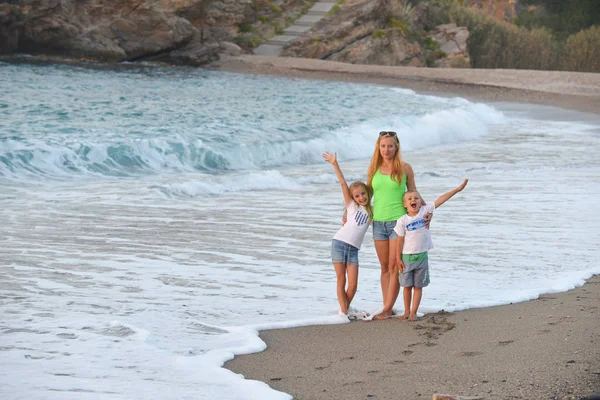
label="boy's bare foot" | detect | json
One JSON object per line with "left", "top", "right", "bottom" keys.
{"left": 372, "top": 311, "right": 393, "bottom": 320}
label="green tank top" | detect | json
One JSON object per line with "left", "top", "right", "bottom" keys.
{"left": 372, "top": 169, "right": 407, "bottom": 222}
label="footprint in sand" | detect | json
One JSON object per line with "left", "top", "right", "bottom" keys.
{"left": 499, "top": 339, "right": 515, "bottom": 346}
{"left": 389, "top": 360, "right": 405, "bottom": 364}
{"left": 458, "top": 351, "right": 483, "bottom": 357}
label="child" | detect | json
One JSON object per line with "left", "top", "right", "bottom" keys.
{"left": 394, "top": 179, "right": 468, "bottom": 321}
{"left": 323, "top": 152, "right": 373, "bottom": 317}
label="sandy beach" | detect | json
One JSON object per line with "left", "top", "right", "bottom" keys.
{"left": 220, "top": 56, "right": 600, "bottom": 400}
{"left": 226, "top": 276, "right": 599, "bottom": 400}
{"left": 213, "top": 55, "right": 600, "bottom": 115}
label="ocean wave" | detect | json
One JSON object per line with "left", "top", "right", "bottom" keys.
{"left": 0, "top": 103, "right": 504, "bottom": 182}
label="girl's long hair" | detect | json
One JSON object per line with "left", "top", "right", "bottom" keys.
{"left": 367, "top": 134, "right": 404, "bottom": 188}
{"left": 349, "top": 181, "right": 373, "bottom": 221}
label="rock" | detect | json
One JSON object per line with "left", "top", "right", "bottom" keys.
{"left": 220, "top": 41, "right": 242, "bottom": 56}
{"left": 0, "top": 0, "right": 253, "bottom": 65}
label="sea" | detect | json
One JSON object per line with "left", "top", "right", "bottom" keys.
{"left": 1, "top": 61, "right": 599, "bottom": 400}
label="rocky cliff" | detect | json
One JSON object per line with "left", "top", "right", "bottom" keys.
{"left": 0, "top": 0, "right": 254, "bottom": 64}
{"left": 281, "top": 0, "right": 470, "bottom": 68}
{"left": 0, "top": 0, "right": 475, "bottom": 67}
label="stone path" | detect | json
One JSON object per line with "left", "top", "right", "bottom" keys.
{"left": 253, "top": 1, "right": 337, "bottom": 56}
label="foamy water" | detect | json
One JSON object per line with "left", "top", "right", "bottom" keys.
{"left": 1, "top": 62, "right": 599, "bottom": 400}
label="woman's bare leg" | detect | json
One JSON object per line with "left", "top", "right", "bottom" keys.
{"left": 374, "top": 240, "right": 390, "bottom": 304}
{"left": 373, "top": 239, "right": 400, "bottom": 320}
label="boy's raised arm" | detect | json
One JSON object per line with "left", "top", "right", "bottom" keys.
{"left": 434, "top": 179, "right": 468, "bottom": 209}
{"left": 322, "top": 152, "right": 353, "bottom": 206}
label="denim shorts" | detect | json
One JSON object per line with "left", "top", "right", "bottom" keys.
{"left": 372, "top": 220, "right": 398, "bottom": 240}
{"left": 331, "top": 239, "right": 359, "bottom": 266}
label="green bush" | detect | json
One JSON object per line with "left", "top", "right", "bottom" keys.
{"left": 328, "top": 4, "right": 342, "bottom": 16}
{"left": 234, "top": 36, "right": 263, "bottom": 49}
{"left": 450, "top": 5, "right": 558, "bottom": 70}
{"left": 423, "top": 36, "right": 440, "bottom": 51}
{"left": 449, "top": 55, "right": 470, "bottom": 68}
{"left": 239, "top": 24, "right": 254, "bottom": 33}
{"left": 388, "top": 17, "right": 408, "bottom": 35}
{"left": 372, "top": 30, "right": 387, "bottom": 40}
{"left": 562, "top": 25, "right": 600, "bottom": 72}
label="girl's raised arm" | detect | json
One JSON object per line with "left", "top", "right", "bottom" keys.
{"left": 322, "top": 152, "right": 353, "bottom": 206}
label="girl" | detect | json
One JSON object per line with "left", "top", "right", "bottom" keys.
{"left": 323, "top": 152, "right": 373, "bottom": 316}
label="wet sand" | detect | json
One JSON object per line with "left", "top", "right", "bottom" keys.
{"left": 226, "top": 275, "right": 600, "bottom": 400}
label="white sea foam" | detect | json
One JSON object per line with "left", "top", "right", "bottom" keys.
{"left": 1, "top": 64, "right": 599, "bottom": 400}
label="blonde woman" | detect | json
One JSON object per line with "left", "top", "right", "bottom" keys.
{"left": 368, "top": 131, "right": 429, "bottom": 320}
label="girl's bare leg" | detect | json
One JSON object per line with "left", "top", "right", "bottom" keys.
{"left": 333, "top": 262, "right": 349, "bottom": 314}
{"left": 409, "top": 287, "right": 423, "bottom": 321}
{"left": 401, "top": 287, "right": 412, "bottom": 319}
{"left": 346, "top": 264, "right": 358, "bottom": 310}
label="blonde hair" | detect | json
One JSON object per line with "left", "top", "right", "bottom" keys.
{"left": 367, "top": 134, "right": 404, "bottom": 188}
{"left": 349, "top": 181, "right": 373, "bottom": 221}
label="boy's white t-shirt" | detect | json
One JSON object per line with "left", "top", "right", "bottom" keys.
{"left": 393, "top": 204, "right": 435, "bottom": 254}
{"left": 333, "top": 201, "right": 370, "bottom": 250}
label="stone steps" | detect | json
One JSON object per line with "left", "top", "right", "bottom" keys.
{"left": 253, "top": 1, "right": 336, "bottom": 57}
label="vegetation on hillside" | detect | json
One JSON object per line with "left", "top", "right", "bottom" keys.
{"left": 515, "top": 0, "right": 600, "bottom": 39}
{"left": 423, "top": 0, "right": 600, "bottom": 72}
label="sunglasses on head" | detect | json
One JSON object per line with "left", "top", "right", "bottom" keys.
{"left": 379, "top": 131, "right": 397, "bottom": 137}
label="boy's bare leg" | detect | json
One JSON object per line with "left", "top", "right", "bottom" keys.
{"left": 346, "top": 264, "right": 358, "bottom": 310}
{"left": 400, "top": 287, "right": 412, "bottom": 319}
{"left": 333, "top": 263, "right": 349, "bottom": 314}
{"left": 409, "top": 287, "right": 423, "bottom": 321}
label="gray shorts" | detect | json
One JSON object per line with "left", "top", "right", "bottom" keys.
{"left": 400, "top": 256, "right": 430, "bottom": 288}
{"left": 372, "top": 220, "right": 398, "bottom": 240}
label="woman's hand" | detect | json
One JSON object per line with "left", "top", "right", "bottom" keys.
{"left": 424, "top": 212, "right": 433, "bottom": 229}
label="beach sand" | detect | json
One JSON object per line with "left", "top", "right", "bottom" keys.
{"left": 213, "top": 55, "right": 600, "bottom": 115}
{"left": 226, "top": 276, "right": 599, "bottom": 400}
{"left": 220, "top": 56, "right": 600, "bottom": 400}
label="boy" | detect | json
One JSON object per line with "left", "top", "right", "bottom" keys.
{"left": 394, "top": 179, "right": 468, "bottom": 321}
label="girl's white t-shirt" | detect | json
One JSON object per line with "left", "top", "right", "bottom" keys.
{"left": 333, "top": 201, "right": 371, "bottom": 250}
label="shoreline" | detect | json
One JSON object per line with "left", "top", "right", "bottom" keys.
{"left": 221, "top": 56, "right": 600, "bottom": 399}
{"left": 213, "top": 55, "right": 600, "bottom": 115}
{"left": 226, "top": 275, "right": 600, "bottom": 400}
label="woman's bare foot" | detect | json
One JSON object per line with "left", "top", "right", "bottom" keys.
{"left": 372, "top": 311, "right": 393, "bottom": 320}
{"left": 407, "top": 313, "right": 417, "bottom": 321}
{"left": 398, "top": 313, "right": 410, "bottom": 320}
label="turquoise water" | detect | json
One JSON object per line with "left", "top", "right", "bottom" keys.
{"left": 1, "top": 61, "right": 599, "bottom": 400}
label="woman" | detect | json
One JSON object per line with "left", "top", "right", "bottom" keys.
{"left": 369, "top": 131, "right": 428, "bottom": 320}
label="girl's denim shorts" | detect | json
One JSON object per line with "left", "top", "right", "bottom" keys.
{"left": 331, "top": 239, "right": 359, "bottom": 266}
{"left": 372, "top": 220, "right": 398, "bottom": 240}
